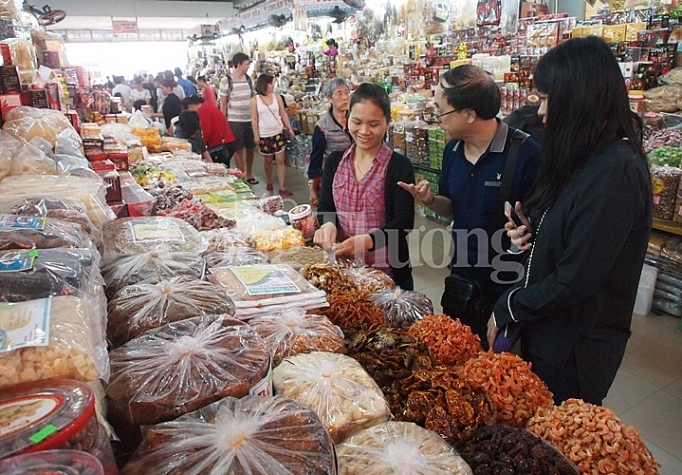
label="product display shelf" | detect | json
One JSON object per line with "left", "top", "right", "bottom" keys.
{"left": 652, "top": 217, "right": 682, "bottom": 236}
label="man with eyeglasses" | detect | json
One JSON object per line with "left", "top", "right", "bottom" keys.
{"left": 399, "top": 65, "right": 541, "bottom": 347}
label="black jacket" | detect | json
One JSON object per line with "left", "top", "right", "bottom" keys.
{"left": 494, "top": 138, "right": 652, "bottom": 402}
{"left": 318, "top": 150, "right": 415, "bottom": 288}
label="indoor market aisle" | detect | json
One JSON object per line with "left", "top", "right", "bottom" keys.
{"left": 260, "top": 162, "right": 682, "bottom": 474}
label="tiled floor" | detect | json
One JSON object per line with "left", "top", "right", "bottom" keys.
{"left": 257, "top": 162, "right": 682, "bottom": 474}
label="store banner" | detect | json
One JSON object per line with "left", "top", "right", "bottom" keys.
{"left": 238, "top": 0, "right": 293, "bottom": 28}
{"left": 112, "top": 20, "right": 139, "bottom": 35}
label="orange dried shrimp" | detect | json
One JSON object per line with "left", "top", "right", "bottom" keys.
{"left": 457, "top": 352, "right": 553, "bottom": 428}
{"left": 407, "top": 314, "right": 481, "bottom": 366}
{"left": 320, "top": 289, "right": 386, "bottom": 334}
{"left": 527, "top": 398, "right": 661, "bottom": 475}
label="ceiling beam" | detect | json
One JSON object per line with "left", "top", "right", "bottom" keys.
{"left": 46, "top": 0, "right": 236, "bottom": 20}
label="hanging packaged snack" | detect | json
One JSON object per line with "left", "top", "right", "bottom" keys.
{"left": 476, "top": 0, "right": 500, "bottom": 27}
{"left": 101, "top": 251, "right": 206, "bottom": 298}
{"left": 106, "top": 315, "right": 270, "bottom": 429}
{"left": 273, "top": 352, "right": 391, "bottom": 443}
{"left": 0, "top": 380, "right": 117, "bottom": 475}
{"left": 337, "top": 421, "right": 473, "bottom": 475}
{"left": 107, "top": 276, "right": 235, "bottom": 348}
{"left": 650, "top": 166, "right": 682, "bottom": 220}
{"left": 369, "top": 287, "right": 433, "bottom": 327}
{"left": 249, "top": 310, "right": 344, "bottom": 366}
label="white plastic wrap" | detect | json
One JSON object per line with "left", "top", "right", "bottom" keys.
{"left": 370, "top": 287, "right": 434, "bottom": 327}
{"left": 204, "top": 247, "right": 269, "bottom": 268}
{"left": 337, "top": 422, "right": 473, "bottom": 475}
{"left": 273, "top": 352, "right": 391, "bottom": 443}
{"left": 9, "top": 139, "right": 57, "bottom": 176}
{"left": 200, "top": 228, "right": 257, "bottom": 253}
{"left": 0, "top": 216, "right": 95, "bottom": 252}
{"left": 0, "top": 196, "right": 95, "bottom": 236}
{"left": 2, "top": 106, "right": 76, "bottom": 147}
{"left": 122, "top": 395, "right": 336, "bottom": 475}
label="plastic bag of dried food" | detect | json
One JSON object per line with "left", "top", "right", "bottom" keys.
{"left": 121, "top": 395, "right": 336, "bottom": 475}
{"left": 107, "top": 276, "right": 236, "bottom": 347}
{"left": 0, "top": 175, "right": 115, "bottom": 228}
{"left": 343, "top": 266, "right": 396, "bottom": 292}
{"left": 204, "top": 247, "right": 269, "bottom": 268}
{"left": 102, "top": 217, "right": 206, "bottom": 263}
{"left": 644, "top": 85, "right": 682, "bottom": 101}
{"left": 0, "top": 295, "right": 109, "bottom": 389}
{"left": 201, "top": 228, "right": 257, "bottom": 253}
{"left": 267, "top": 246, "right": 328, "bottom": 271}
{"left": 0, "top": 0, "right": 20, "bottom": 20}
{"left": 370, "top": 287, "right": 433, "bottom": 327}
{"left": 0, "top": 196, "right": 95, "bottom": 236}
{"left": 249, "top": 310, "right": 344, "bottom": 366}
{"left": 102, "top": 251, "right": 206, "bottom": 298}
{"left": 252, "top": 227, "right": 305, "bottom": 252}
{"left": 3, "top": 106, "right": 76, "bottom": 147}
{"left": 0, "top": 215, "right": 95, "bottom": 252}
{"left": 273, "top": 352, "right": 391, "bottom": 443}
{"left": 0, "top": 38, "right": 37, "bottom": 71}
{"left": 337, "top": 421, "right": 473, "bottom": 475}
{"left": 651, "top": 166, "right": 682, "bottom": 220}
{"left": 0, "top": 141, "right": 11, "bottom": 182}
{"left": 9, "top": 139, "right": 57, "bottom": 176}
{"left": 0, "top": 248, "right": 102, "bottom": 303}
{"left": 107, "top": 316, "right": 270, "bottom": 427}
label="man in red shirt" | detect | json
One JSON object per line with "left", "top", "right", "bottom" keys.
{"left": 183, "top": 95, "right": 236, "bottom": 166}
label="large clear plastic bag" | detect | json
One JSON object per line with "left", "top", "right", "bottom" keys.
{"left": 267, "top": 246, "right": 328, "bottom": 272}
{"left": 102, "top": 217, "right": 206, "bottom": 263}
{"left": 0, "top": 38, "right": 37, "bottom": 71}
{"left": 106, "top": 316, "right": 270, "bottom": 427}
{"left": 336, "top": 421, "right": 473, "bottom": 475}
{"left": 343, "top": 266, "right": 396, "bottom": 293}
{"left": 2, "top": 106, "right": 76, "bottom": 147}
{"left": 273, "top": 352, "right": 391, "bottom": 443}
{"left": 107, "top": 276, "right": 236, "bottom": 348}
{"left": 249, "top": 310, "right": 344, "bottom": 366}
{"left": 0, "top": 175, "right": 115, "bottom": 228}
{"left": 102, "top": 251, "right": 206, "bottom": 298}
{"left": 252, "top": 227, "right": 305, "bottom": 252}
{"left": 370, "top": 287, "right": 434, "bottom": 327}
{"left": 0, "top": 216, "right": 95, "bottom": 252}
{"left": 9, "top": 139, "right": 57, "bottom": 176}
{"left": 0, "top": 0, "right": 20, "bottom": 20}
{"left": 201, "top": 228, "right": 257, "bottom": 253}
{"left": 0, "top": 295, "right": 109, "bottom": 389}
{"left": 121, "top": 395, "right": 336, "bottom": 475}
{"left": 0, "top": 196, "right": 94, "bottom": 236}
{"left": 204, "top": 246, "right": 269, "bottom": 268}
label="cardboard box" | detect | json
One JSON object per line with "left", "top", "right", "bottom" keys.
{"left": 107, "top": 200, "right": 128, "bottom": 219}
{"left": 90, "top": 159, "right": 115, "bottom": 173}
{"left": 29, "top": 89, "right": 49, "bottom": 109}
{"left": 41, "top": 51, "right": 60, "bottom": 69}
{"left": 0, "top": 93, "right": 22, "bottom": 120}
{"left": 107, "top": 151, "right": 129, "bottom": 171}
{"left": 1, "top": 66, "right": 21, "bottom": 94}
{"left": 121, "top": 183, "right": 154, "bottom": 217}
{"left": 97, "top": 170, "right": 122, "bottom": 203}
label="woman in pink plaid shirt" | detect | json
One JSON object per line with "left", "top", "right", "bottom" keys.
{"left": 314, "top": 83, "right": 416, "bottom": 289}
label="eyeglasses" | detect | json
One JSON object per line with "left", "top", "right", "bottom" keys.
{"left": 434, "top": 109, "right": 459, "bottom": 123}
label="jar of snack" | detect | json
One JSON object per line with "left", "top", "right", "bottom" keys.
{"left": 288, "top": 204, "right": 318, "bottom": 242}
{"left": 0, "top": 379, "right": 118, "bottom": 475}
{"left": 0, "top": 449, "right": 105, "bottom": 475}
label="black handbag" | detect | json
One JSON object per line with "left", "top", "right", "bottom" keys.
{"left": 208, "top": 120, "right": 236, "bottom": 166}
{"left": 440, "top": 129, "right": 529, "bottom": 322}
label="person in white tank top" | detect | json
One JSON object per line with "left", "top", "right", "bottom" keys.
{"left": 251, "top": 74, "right": 296, "bottom": 195}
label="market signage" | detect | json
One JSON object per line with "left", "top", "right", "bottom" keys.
{"left": 238, "top": 0, "right": 293, "bottom": 28}
{"left": 112, "top": 20, "right": 139, "bottom": 35}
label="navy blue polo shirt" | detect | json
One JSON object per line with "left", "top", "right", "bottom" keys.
{"left": 438, "top": 121, "right": 541, "bottom": 293}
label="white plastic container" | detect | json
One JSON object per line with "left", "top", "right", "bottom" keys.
{"left": 634, "top": 264, "right": 658, "bottom": 316}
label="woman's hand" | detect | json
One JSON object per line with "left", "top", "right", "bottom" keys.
{"left": 313, "top": 222, "right": 337, "bottom": 250}
{"left": 487, "top": 313, "right": 500, "bottom": 349}
{"left": 309, "top": 177, "right": 321, "bottom": 207}
{"left": 506, "top": 201, "right": 534, "bottom": 252}
{"left": 334, "top": 234, "right": 372, "bottom": 258}
{"left": 398, "top": 180, "right": 434, "bottom": 206}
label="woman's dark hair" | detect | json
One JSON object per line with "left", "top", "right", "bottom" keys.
{"left": 529, "top": 36, "right": 645, "bottom": 210}
{"left": 439, "top": 65, "right": 500, "bottom": 120}
{"left": 349, "top": 83, "right": 390, "bottom": 122}
{"left": 255, "top": 74, "right": 274, "bottom": 96}
{"left": 133, "top": 99, "right": 146, "bottom": 111}
{"left": 160, "top": 79, "right": 175, "bottom": 89}
{"left": 197, "top": 75, "right": 207, "bottom": 83}
{"left": 178, "top": 111, "right": 201, "bottom": 136}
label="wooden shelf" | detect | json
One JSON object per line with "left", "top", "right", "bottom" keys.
{"left": 652, "top": 218, "right": 682, "bottom": 237}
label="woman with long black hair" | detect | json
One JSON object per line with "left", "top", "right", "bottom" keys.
{"left": 488, "top": 36, "right": 652, "bottom": 405}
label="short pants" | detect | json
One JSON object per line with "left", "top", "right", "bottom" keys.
{"left": 228, "top": 121, "right": 256, "bottom": 151}
{"left": 259, "top": 133, "right": 287, "bottom": 155}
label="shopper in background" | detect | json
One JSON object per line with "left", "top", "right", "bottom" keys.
{"left": 163, "top": 70, "right": 185, "bottom": 100}
{"left": 154, "top": 79, "right": 181, "bottom": 131}
{"left": 175, "top": 110, "right": 212, "bottom": 162}
{"left": 183, "top": 95, "right": 235, "bottom": 166}
{"left": 130, "top": 77, "right": 151, "bottom": 106}
{"left": 398, "top": 65, "right": 542, "bottom": 346}
{"left": 111, "top": 76, "right": 133, "bottom": 110}
{"left": 251, "top": 74, "right": 295, "bottom": 195}
{"left": 175, "top": 67, "right": 197, "bottom": 97}
{"left": 488, "top": 36, "right": 652, "bottom": 405}
{"left": 503, "top": 100, "right": 544, "bottom": 143}
{"left": 220, "top": 52, "right": 257, "bottom": 184}
{"left": 197, "top": 75, "right": 217, "bottom": 107}
{"left": 314, "top": 83, "right": 415, "bottom": 289}
{"left": 308, "top": 77, "right": 352, "bottom": 206}
{"left": 143, "top": 74, "right": 159, "bottom": 112}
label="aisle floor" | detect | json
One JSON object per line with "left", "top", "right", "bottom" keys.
{"left": 251, "top": 162, "right": 682, "bottom": 474}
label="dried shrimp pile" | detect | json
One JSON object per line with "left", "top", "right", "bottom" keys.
{"left": 321, "top": 290, "right": 386, "bottom": 334}
{"left": 457, "top": 352, "right": 553, "bottom": 428}
{"left": 301, "top": 263, "right": 355, "bottom": 295}
{"left": 527, "top": 399, "right": 661, "bottom": 475}
{"left": 457, "top": 424, "right": 579, "bottom": 475}
{"left": 393, "top": 367, "right": 496, "bottom": 445}
{"left": 407, "top": 314, "right": 481, "bottom": 366}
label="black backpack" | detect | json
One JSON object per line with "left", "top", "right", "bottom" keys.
{"left": 226, "top": 75, "right": 254, "bottom": 95}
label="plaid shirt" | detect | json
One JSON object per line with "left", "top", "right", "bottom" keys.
{"left": 332, "top": 143, "right": 391, "bottom": 272}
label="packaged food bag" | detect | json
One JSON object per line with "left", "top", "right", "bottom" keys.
{"left": 121, "top": 396, "right": 336, "bottom": 475}
{"left": 0, "top": 215, "right": 95, "bottom": 252}
{"left": 343, "top": 266, "right": 396, "bottom": 292}
{"left": 204, "top": 247, "right": 269, "bottom": 268}
{"left": 370, "top": 287, "right": 433, "bottom": 327}
{"left": 0, "top": 196, "right": 95, "bottom": 236}
{"left": 651, "top": 166, "right": 682, "bottom": 220}
{"left": 273, "top": 352, "right": 391, "bottom": 443}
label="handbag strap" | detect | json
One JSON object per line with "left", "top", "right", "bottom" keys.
{"left": 523, "top": 208, "right": 549, "bottom": 288}
{"left": 262, "top": 94, "right": 283, "bottom": 125}
{"left": 497, "top": 128, "right": 529, "bottom": 229}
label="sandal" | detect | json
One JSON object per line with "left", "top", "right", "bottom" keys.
{"left": 266, "top": 183, "right": 273, "bottom": 191}
{"left": 246, "top": 177, "right": 259, "bottom": 185}
{"left": 279, "top": 188, "right": 293, "bottom": 196}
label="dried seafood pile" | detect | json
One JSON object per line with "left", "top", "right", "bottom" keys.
{"left": 321, "top": 289, "right": 386, "bottom": 334}
{"left": 407, "top": 314, "right": 481, "bottom": 366}
{"left": 301, "top": 263, "right": 355, "bottom": 295}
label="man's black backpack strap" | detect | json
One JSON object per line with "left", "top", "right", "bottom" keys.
{"left": 497, "top": 128, "right": 530, "bottom": 226}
